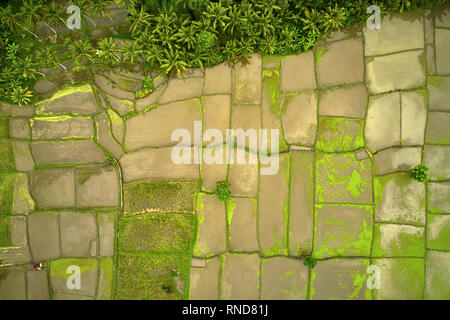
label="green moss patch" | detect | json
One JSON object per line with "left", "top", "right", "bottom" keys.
{"left": 425, "top": 251, "right": 450, "bottom": 299}
{"left": 262, "top": 56, "right": 281, "bottom": 69}
{"left": 264, "top": 69, "right": 280, "bottom": 116}
{"left": 374, "top": 258, "right": 425, "bottom": 300}
{"left": 427, "top": 75, "right": 445, "bottom": 88}
{"left": 427, "top": 214, "right": 450, "bottom": 251}
{"left": 98, "top": 257, "right": 114, "bottom": 300}
{"left": 0, "top": 216, "right": 10, "bottom": 247}
{"left": 315, "top": 152, "right": 372, "bottom": 204}
{"left": 373, "top": 173, "right": 426, "bottom": 226}
{"left": 262, "top": 70, "right": 288, "bottom": 152}
{"left": 0, "top": 142, "right": 15, "bottom": 171}
{"left": 115, "top": 75, "right": 142, "bottom": 92}
{"left": 123, "top": 179, "right": 199, "bottom": 217}
{"left": 0, "top": 117, "right": 9, "bottom": 139}
{"left": 313, "top": 205, "right": 373, "bottom": 259}
{"left": 116, "top": 253, "right": 189, "bottom": 300}
{"left": 315, "top": 117, "right": 364, "bottom": 152}
{"left": 119, "top": 213, "right": 196, "bottom": 253}
{"left": 427, "top": 182, "right": 450, "bottom": 214}
{"left": 0, "top": 172, "right": 15, "bottom": 214}
{"left": 372, "top": 223, "right": 425, "bottom": 257}
{"left": 46, "top": 84, "right": 92, "bottom": 102}
{"left": 309, "top": 258, "right": 371, "bottom": 300}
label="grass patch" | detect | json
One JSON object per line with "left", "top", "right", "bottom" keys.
{"left": 119, "top": 213, "right": 196, "bottom": 253}
{"left": 116, "top": 252, "right": 190, "bottom": 300}
{"left": 0, "top": 117, "right": 9, "bottom": 139}
{"left": 123, "top": 179, "right": 199, "bottom": 217}
{"left": 0, "top": 171, "right": 15, "bottom": 214}
{"left": 0, "top": 216, "right": 10, "bottom": 247}
{"left": 0, "top": 141, "right": 15, "bottom": 171}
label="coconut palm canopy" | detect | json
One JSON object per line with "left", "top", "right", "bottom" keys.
{"left": 0, "top": 0, "right": 447, "bottom": 105}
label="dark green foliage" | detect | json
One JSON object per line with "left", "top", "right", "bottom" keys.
{"left": 410, "top": 164, "right": 430, "bottom": 182}
{"left": 69, "top": 39, "right": 95, "bottom": 67}
{"left": 215, "top": 181, "right": 231, "bottom": 202}
{"left": 303, "top": 255, "right": 317, "bottom": 269}
{"left": 121, "top": 0, "right": 447, "bottom": 75}
{"left": 196, "top": 30, "right": 216, "bottom": 54}
{"left": 135, "top": 76, "right": 154, "bottom": 98}
{"left": 0, "top": 0, "right": 447, "bottom": 105}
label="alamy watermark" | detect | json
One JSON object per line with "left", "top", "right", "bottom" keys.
{"left": 367, "top": 5, "right": 381, "bottom": 30}
{"left": 171, "top": 121, "right": 280, "bottom": 175}
{"left": 66, "top": 265, "right": 81, "bottom": 290}
{"left": 366, "top": 265, "right": 381, "bottom": 290}
{"left": 66, "top": 5, "right": 81, "bottom": 30}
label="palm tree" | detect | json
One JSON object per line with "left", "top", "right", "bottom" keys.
{"left": 69, "top": 39, "right": 95, "bottom": 67}
{"left": 239, "top": 36, "right": 255, "bottom": 56}
{"left": 36, "top": 46, "right": 67, "bottom": 71}
{"left": 258, "top": 36, "right": 277, "bottom": 54}
{"left": 121, "top": 41, "right": 143, "bottom": 64}
{"left": 115, "top": 0, "right": 137, "bottom": 11}
{"left": 323, "top": 4, "right": 346, "bottom": 32}
{"left": 6, "top": 42, "right": 19, "bottom": 61}
{"left": 255, "top": 0, "right": 281, "bottom": 15}
{"left": 42, "top": 2, "right": 67, "bottom": 35}
{"left": 0, "top": 6, "right": 39, "bottom": 38}
{"left": 6, "top": 77, "right": 23, "bottom": 91}
{"left": 224, "top": 4, "right": 247, "bottom": 35}
{"left": 87, "top": 0, "right": 114, "bottom": 24}
{"left": 1, "top": 67, "right": 14, "bottom": 80}
{"left": 223, "top": 39, "right": 240, "bottom": 60}
{"left": 14, "top": 56, "right": 44, "bottom": 80}
{"left": 10, "top": 86, "right": 33, "bottom": 106}
{"left": 205, "top": 1, "right": 230, "bottom": 30}
{"left": 97, "top": 38, "right": 120, "bottom": 65}
{"left": 301, "top": 9, "right": 324, "bottom": 36}
{"left": 127, "top": 7, "right": 152, "bottom": 36}
{"left": 278, "top": 25, "right": 296, "bottom": 47}
{"left": 188, "top": 50, "right": 208, "bottom": 71}
{"left": 156, "top": 26, "right": 179, "bottom": 51}
{"left": 144, "top": 44, "right": 164, "bottom": 69}
{"left": 154, "top": 10, "right": 176, "bottom": 29}
{"left": 192, "top": 18, "right": 216, "bottom": 34}
{"left": 136, "top": 27, "right": 156, "bottom": 51}
{"left": 253, "top": 11, "right": 277, "bottom": 37}
{"left": 20, "top": 0, "right": 44, "bottom": 30}
{"left": 160, "top": 48, "right": 188, "bottom": 76}
{"left": 176, "top": 24, "right": 197, "bottom": 50}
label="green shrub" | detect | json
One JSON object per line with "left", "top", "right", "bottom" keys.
{"left": 135, "top": 77, "right": 154, "bottom": 98}
{"left": 196, "top": 30, "right": 216, "bottom": 54}
{"left": 303, "top": 256, "right": 317, "bottom": 269}
{"left": 215, "top": 181, "right": 231, "bottom": 203}
{"left": 411, "top": 164, "right": 430, "bottom": 182}
{"left": 143, "top": 77, "right": 154, "bottom": 91}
